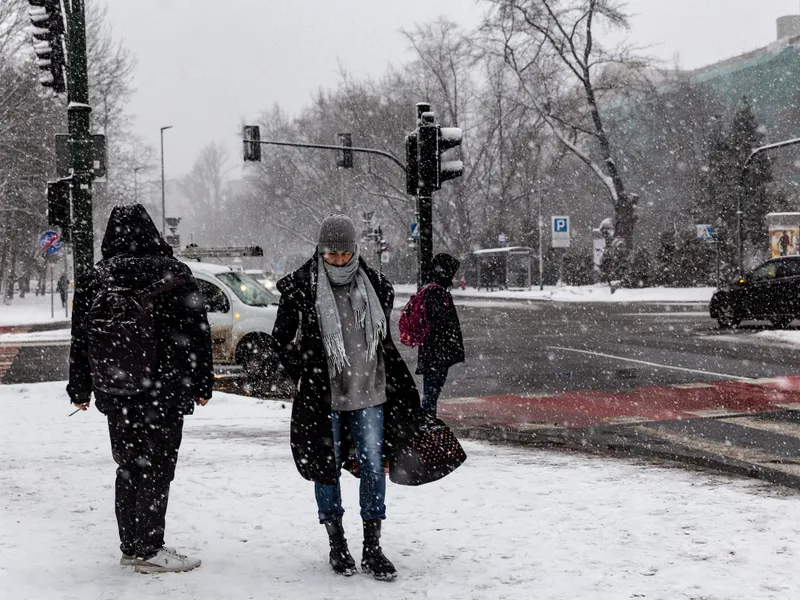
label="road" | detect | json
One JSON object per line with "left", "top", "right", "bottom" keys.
{"left": 413, "top": 300, "right": 800, "bottom": 398}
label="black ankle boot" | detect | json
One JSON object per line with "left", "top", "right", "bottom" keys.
{"left": 361, "top": 519, "right": 397, "bottom": 581}
{"left": 324, "top": 518, "right": 357, "bottom": 576}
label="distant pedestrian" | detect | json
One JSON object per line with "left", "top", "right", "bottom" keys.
{"left": 272, "top": 214, "right": 465, "bottom": 581}
{"left": 56, "top": 272, "right": 68, "bottom": 307}
{"left": 416, "top": 253, "right": 465, "bottom": 416}
{"left": 67, "top": 204, "right": 213, "bottom": 574}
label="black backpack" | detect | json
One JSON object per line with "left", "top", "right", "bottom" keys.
{"left": 87, "top": 272, "right": 188, "bottom": 396}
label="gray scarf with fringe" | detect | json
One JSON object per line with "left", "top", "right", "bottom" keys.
{"left": 316, "top": 249, "right": 387, "bottom": 375}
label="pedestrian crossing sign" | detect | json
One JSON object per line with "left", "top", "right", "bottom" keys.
{"left": 410, "top": 222, "right": 420, "bottom": 239}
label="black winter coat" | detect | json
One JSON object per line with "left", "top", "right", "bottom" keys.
{"left": 67, "top": 205, "right": 214, "bottom": 415}
{"left": 272, "top": 255, "right": 428, "bottom": 486}
{"left": 416, "top": 284, "right": 465, "bottom": 375}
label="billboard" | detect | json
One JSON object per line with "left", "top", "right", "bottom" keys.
{"left": 769, "top": 226, "right": 800, "bottom": 258}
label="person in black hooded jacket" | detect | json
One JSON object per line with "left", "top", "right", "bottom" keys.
{"left": 416, "top": 253, "right": 465, "bottom": 416}
{"left": 67, "top": 204, "right": 213, "bottom": 574}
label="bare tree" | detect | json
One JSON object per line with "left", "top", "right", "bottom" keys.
{"left": 483, "top": 0, "right": 651, "bottom": 252}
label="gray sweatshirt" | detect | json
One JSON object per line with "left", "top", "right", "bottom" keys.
{"left": 327, "top": 285, "right": 386, "bottom": 412}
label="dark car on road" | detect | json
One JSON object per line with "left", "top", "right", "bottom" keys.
{"left": 710, "top": 256, "right": 800, "bottom": 329}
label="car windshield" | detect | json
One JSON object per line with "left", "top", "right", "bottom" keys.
{"left": 216, "top": 272, "right": 277, "bottom": 307}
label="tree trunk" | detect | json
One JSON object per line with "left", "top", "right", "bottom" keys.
{"left": 614, "top": 192, "right": 639, "bottom": 251}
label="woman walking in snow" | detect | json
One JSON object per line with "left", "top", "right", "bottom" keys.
{"left": 271, "top": 214, "right": 462, "bottom": 581}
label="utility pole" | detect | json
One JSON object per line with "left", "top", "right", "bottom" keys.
{"left": 65, "top": 0, "right": 93, "bottom": 282}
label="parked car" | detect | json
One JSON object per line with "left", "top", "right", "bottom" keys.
{"left": 244, "top": 268, "right": 278, "bottom": 292}
{"left": 709, "top": 256, "right": 800, "bottom": 329}
{"left": 186, "top": 262, "right": 280, "bottom": 378}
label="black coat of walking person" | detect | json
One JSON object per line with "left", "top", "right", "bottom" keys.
{"left": 416, "top": 253, "right": 465, "bottom": 415}
{"left": 272, "top": 214, "right": 466, "bottom": 581}
{"left": 67, "top": 204, "right": 213, "bottom": 574}
{"left": 56, "top": 272, "right": 68, "bottom": 308}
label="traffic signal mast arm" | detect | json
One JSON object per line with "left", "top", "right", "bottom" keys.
{"left": 242, "top": 137, "right": 407, "bottom": 174}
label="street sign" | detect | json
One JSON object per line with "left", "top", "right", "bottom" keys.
{"left": 38, "top": 230, "right": 62, "bottom": 257}
{"left": 552, "top": 216, "right": 570, "bottom": 248}
{"left": 381, "top": 252, "right": 390, "bottom": 264}
{"left": 498, "top": 233, "right": 507, "bottom": 246}
{"left": 696, "top": 224, "right": 714, "bottom": 242}
{"left": 410, "top": 222, "right": 420, "bottom": 239}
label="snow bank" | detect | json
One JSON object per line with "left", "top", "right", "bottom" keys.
{"left": 754, "top": 330, "right": 800, "bottom": 347}
{"left": 394, "top": 284, "right": 714, "bottom": 304}
{"left": 2, "top": 382, "right": 800, "bottom": 599}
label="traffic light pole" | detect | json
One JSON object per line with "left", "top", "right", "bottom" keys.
{"left": 66, "top": 0, "right": 93, "bottom": 282}
{"left": 417, "top": 190, "right": 433, "bottom": 287}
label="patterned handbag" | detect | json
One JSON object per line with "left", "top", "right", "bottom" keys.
{"left": 389, "top": 413, "right": 467, "bottom": 486}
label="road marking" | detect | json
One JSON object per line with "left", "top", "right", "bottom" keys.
{"left": 546, "top": 346, "right": 752, "bottom": 381}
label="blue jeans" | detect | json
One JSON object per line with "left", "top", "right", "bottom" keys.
{"left": 314, "top": 405, "right": 386, "bottom": 523}
{"left": 422, "top": 369, "right": 449, "bottom": 416}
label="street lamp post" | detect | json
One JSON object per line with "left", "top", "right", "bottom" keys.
{"left": 160, "top": 126, "right": 173, "bottom": 237}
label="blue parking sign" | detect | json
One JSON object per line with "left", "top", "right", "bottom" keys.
{"left": 551, "top": 216, "right": 570, "bottom": 248}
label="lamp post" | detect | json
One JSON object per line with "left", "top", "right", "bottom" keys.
{"left": 160, "top": 125, "right": 173, "bottom": 236}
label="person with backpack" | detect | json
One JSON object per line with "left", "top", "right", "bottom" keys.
{"left": 67, "top": 204, "right": 213, "bottom": 574}
{"left": 410, "top": 253, "right": 464, "bottom": 416}
{"left": 272, "top": 214, "right": 466, "bottom": 581}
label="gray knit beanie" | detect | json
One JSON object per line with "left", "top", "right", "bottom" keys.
{"left": 318, "top": 213, "right": 357, "bottom": 253}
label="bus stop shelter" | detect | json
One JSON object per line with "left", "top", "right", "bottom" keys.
{"left": 472, "top": 247, "right": 534, "bottom": 290}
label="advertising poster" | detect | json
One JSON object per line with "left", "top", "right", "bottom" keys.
{"left": 769, "top": 226, "right": 800, "bottom": 258}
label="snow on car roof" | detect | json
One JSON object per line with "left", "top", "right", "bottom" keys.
{"left": 184, "top": 261, "right": 234, "bottom": 275}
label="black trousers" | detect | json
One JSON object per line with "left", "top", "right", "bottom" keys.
{"left": 107, "top": 404, "right": 184, "bottom": 559}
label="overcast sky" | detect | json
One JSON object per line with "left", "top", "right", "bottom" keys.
{"left": 102, "top": 0, "right": 800, "bottom": 177}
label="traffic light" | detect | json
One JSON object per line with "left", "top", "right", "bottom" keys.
{"left": 417, "top": 112, "right": 438, "bottom": 191}
{"left": 405, "top": 132, "right": 418, "bottom": 195}
{"left": 47, "top": 179, "right": 70, "bottom": 240}
{"left": 415, "top": 112, "right": 464, "bottom": 192}
{"left": 438, "top": 126, "right": 464, "bottom": 187}
{"left": 28, "top": 0, "right": 66, "bottom": 94}
{"left": 243, "top": 125, "right": 262, "bottom": 162}
{"left": 336, "top": 133, "right": 353, "bottom": 168}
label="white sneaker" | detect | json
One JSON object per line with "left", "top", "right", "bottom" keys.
{"left": 134, "top": 547, "right": 201, "bottom": 574}
{"left": 120, "top": 553, "right": 144, "bottom": 566}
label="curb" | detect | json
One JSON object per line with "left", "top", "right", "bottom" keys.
{"left": 451, "top": 421, "right": 800, "bottom": 490}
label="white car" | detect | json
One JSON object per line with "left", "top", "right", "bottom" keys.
{"left": 244, "top": 268, "right": 278, "bottom": 293}
{"left": 186, "top": 262, "right": 280, "bottom": 377}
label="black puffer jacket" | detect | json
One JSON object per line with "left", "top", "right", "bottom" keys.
{"left": 417, "top": 253, "right": 465, "bottom": 375}
{"left": 67, "top": 204, "right": 213, "bottom": 414}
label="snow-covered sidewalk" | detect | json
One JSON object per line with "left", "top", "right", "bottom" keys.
{"left": 0, "top": 293, "right": 71, "bottom": 327}
{"left": 394, "top": 283, "right": 715, "bottom": 304}
{"left": 3, "top": 382, "right": 800, "bottom": 599}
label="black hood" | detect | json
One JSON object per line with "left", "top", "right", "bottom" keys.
{"left": 101, "top": 204, "right": 173, "bottom": 260}
{"left": 428, "top": 253, "right": 460, "bottom": 286}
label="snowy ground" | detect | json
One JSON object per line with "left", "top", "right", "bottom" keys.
{"left": 3, "top": 383, "right": 800, "bottom": 599}
{"left": 0, "top": 292, "right": 71, "bottom": 326}
{"left": 394, "top": 283, "right": 715, "bottom": 304}
{"left": 0, "top": 328, "right": 71, "bottom": 344}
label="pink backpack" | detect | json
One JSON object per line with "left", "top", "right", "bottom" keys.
{"left": 398, "top": 283, "right": 444, "bottom": 347}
